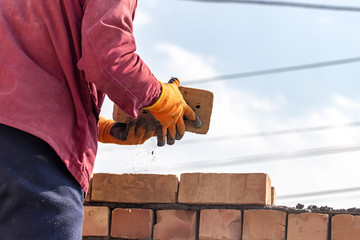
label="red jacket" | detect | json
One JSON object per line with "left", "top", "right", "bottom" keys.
{"left": 0, "top": 0, "right": 161, "bottom": 192}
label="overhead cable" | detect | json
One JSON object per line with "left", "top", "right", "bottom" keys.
{"left": 181, "top": 121, "right": 360, "bottom": 145}
{"left": 277, "top": 186, "right": 360, "bottom": 200}
{"left": 180, "top": 0, "right": 360, "bottom": 12}
{"left": 154, "top": 144, "right": 360, "bottom": 171}
{"left": 183, "top": 57, "right": 360, "bottom": 85}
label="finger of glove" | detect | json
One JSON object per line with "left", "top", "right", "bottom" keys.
{"left": 168, "top": 77, "right": 180, "bottom": 86}
{"left": 144, "top": 127, "right": 156, "bottom": 141}
{"left": 136, "top": 117, "right": 156, "bottom": 144}
{"left": 109, "top": 122, "right": 127, "bottom": 140}
{"left": 167, "top": 124, "right": 176, "bottom": 144}
{"left": 167, "top": 131, "right": 175, "bottom": 145}
{"left": 144, "top": 120, "right": 157, "bottom": 140}
{"left": 166, "top": 123, "right": 177, "bottom": 145}
{"left": 156, "top": 125, "right": 166, "bottom": 147}
{"left": 175, "top": 127, "right": 184, "bottom": 141}
{"left": 183, "top": 105, "right": 202, "bottom": 129}
{"left": 136, "top": 125, "right": 147, "bottom": 141}
{"left": 135, "top": 117, "right": 148, "bottom": 136}
{"left": 143, "top": 117, "right": 158, "bottom": 138}
{"left": 175, "top": 117, "right": 185, "bottom": 140}
{"left": 123, "top": 120, "right": 136, "bottom": 141}
{"left": 126, "top": 122, "right": 137, "bottom": 140}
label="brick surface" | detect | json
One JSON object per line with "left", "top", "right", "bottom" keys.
{"left": 91, "top": 173, "right": 179, "bottom": 203}
{"left": 113, "top": 86, "right": 214, "bottom": 134}
{"left": 110, "top": 208, "right": 154, "bottom": 239}
{"left": 243, "top": 210, "right": 286, "bottom": 240}
{"left": 332, "top": 214, "right": 360, "bottom": 240}
{"left": 178, "top": 173, "right": 272, "bottom": 205}
{"left": 178, "top": 86, "right": 214, "bottom": 134}
{"left": 271, "top": 186, "right": 276, "bottom": 205}
{"left": 199, "top": 209, "right": 242, "bottom": 240}
{"left": 84, "top": 178, "right": 92, "bottom": 202}
{"left": 287, "top": 213, "right": 329, "bottom": 240}
{"left": 82, "top": 206, "right": 110, "bottom": 237}
{"left": 153, "top": 210, "right": 196, "bottom": 240}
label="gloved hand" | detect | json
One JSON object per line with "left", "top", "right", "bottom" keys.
{"left": 98, "top": 116, "right": 156, "bottom": 145}
{"left": 145, "top": 78, "right": 202, "bottom": 146}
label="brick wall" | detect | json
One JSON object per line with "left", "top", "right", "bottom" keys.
{"left": 82, "top": 173, "right": 360, "bottom": 240}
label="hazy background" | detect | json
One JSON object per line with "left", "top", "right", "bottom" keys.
{"left": 95, "top": 0, "right": 360, "bottom": 209}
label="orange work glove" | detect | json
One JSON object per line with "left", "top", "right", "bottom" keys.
{"left": 98, "top": 116, "right": 156, "bottom": 145}
{"left": 145, "top": 78, "right": 202, "bottom": 146}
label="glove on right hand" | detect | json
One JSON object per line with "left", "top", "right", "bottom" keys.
{"left": 145, "top": 78, "right": 202, "bottom": 146}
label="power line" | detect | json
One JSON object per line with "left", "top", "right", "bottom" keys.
{"left": 181, "top": 121, "right": 360, "bottom": 145}
{"left": 183, "top": 57, "right": 360, "bottom": 85}
{"left": 277, "top": 186, "right": 360, "bottom": 200}
{"left": 154, "top": 144, "right": 360, "bottom": 171}
{"left": 180, "top": 0, "right": 360, "bottom": 12}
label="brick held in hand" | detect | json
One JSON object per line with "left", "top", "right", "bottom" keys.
{"left": 113, "top": 86, "right": 214, "bottom": 135}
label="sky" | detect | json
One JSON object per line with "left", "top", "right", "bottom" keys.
{"left": 95, "top": 0, "right": 360, "bottom": 209}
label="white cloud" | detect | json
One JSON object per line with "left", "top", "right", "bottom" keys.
{"left": 154, "top": 43, "right": 218, "bottom": 80}
{"left": 134, "top": 9, "right": 153, "bottom": 27}
{"left": 334, "top": 94, "right": 360, "bottom": 110}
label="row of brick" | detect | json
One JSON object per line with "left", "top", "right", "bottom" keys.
{"left": 87, "top": 173, "right": 274, "bottom": 206}
{"left": 83, "top": 206, "right": 360, "bottom": 239}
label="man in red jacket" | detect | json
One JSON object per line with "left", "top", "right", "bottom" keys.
{"left": 0, "top": 0, "right": 200, "bottom": 239}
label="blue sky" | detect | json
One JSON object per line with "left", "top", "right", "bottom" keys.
{"left": 95, "top": 0, "right": 360, "bottom": 209}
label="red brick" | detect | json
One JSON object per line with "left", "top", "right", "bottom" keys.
{"left": 199, "top": 209, "right": 242, "bottom": 240}
{"left": 153, "top": 210, "right": 196, "bottom": 240}
{"left": 110, "top": 208, "right": 154, "bottom": 239}
{"left": 91, "top": 173, "right": 179, "bottom": 203}
{"left": 271, "top": 186, "right": 276, "bottom": 205}
{"left": 287, "top": 213, "right": 329, "bottom": 240}
{"left": 113, "top": 86, "right": 214, "bottom": 134}
{"left": 178, "top": 86, "right": 214, "bottom": 134}
{"left": 84, "top": 178, "right": 92, "bottom": 202}
{"left": 178, "top": 173, "right": 272, "bottom": 205}
{"left": 332, "top": 214, "right": 360, "bottom": 240}
{"left": 243, "top": 210, "right": 286, "bottom": 240}
{"left": 82, "top": 206, "right": 110, "bottom": 236}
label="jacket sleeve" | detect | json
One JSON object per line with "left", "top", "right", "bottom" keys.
{"left": 78, "top": 0, "right": 161, "bottom": 118}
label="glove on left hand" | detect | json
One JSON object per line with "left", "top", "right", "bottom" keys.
{"left": 98, "top": 116, "right": 156, "bottom": 145}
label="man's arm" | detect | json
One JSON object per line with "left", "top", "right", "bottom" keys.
{"left": 79, "top": 0, "right": 201, "bottom": 146}
{"left": 78, "top": 0, "right": 161, "bottom": 118}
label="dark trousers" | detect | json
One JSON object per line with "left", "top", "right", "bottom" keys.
{"left": 0, "top": 124, "right": 84, "bottom": 240}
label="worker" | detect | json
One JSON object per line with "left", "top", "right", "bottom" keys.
{"left": 0, "top": 0, "right": 201, "bottom": 239}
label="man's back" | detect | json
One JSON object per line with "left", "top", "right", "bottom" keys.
{"left": 0, "top": 0, "right": 98, "bottom": 190}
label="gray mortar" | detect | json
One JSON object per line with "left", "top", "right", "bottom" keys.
{"left": 84, "top": 201, "right": 360, "bottom": 215}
